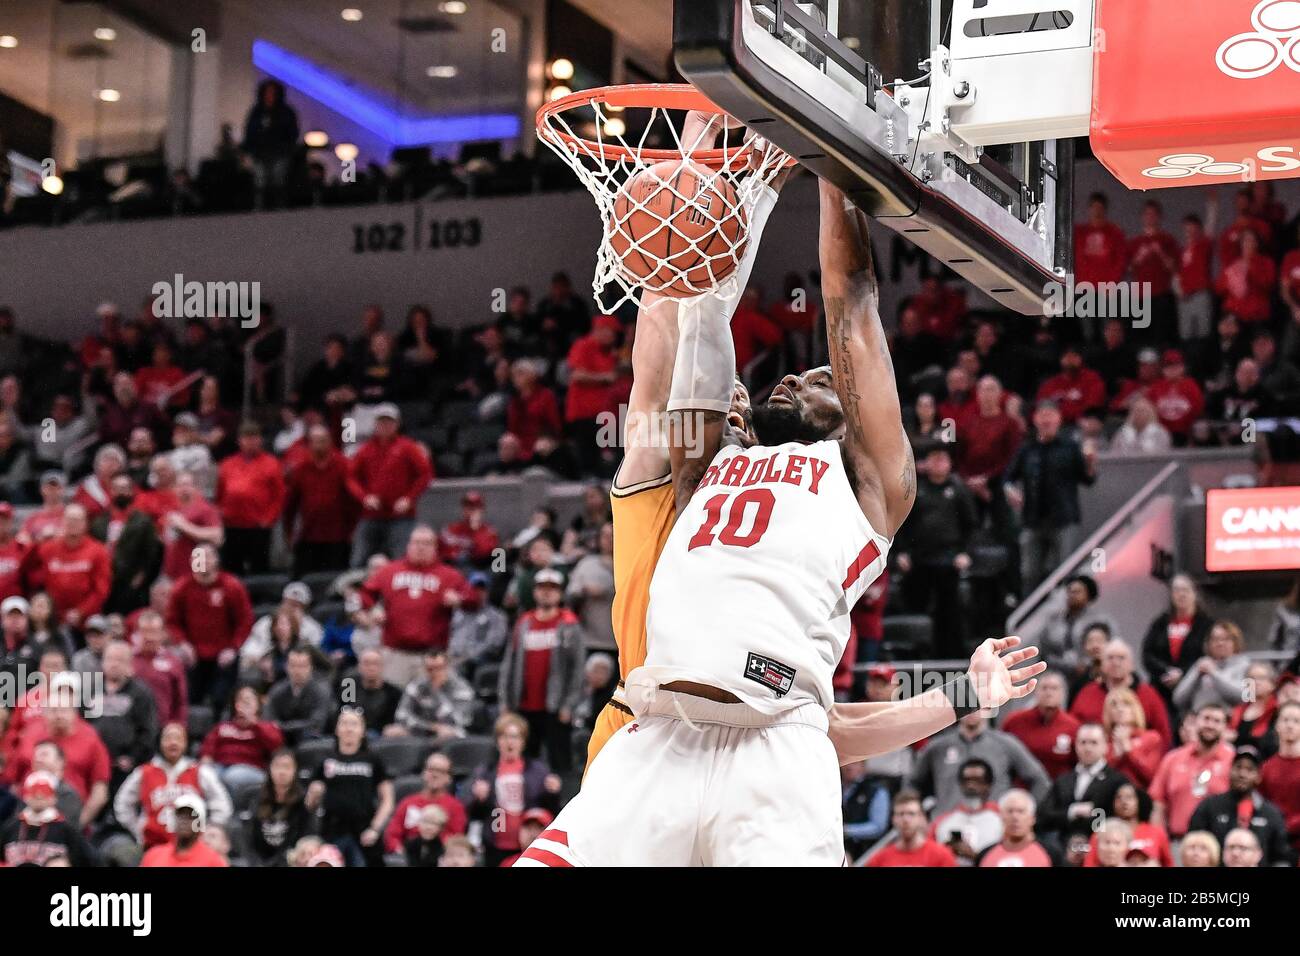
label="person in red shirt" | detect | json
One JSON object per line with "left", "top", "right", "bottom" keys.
{"left": 505, "top": 360, "right": 564, "bottom": 462}
{"left": 21, "top": 471, "right": 67, "bottom": 546}
{"left": 131, "top": 610, "right": 188, "bottom": 727}
{"left": 6, "top": 683, "right": 111, "bottom": 827}
{"left": 1108, "top": 348, "right": 1162, "bottom": 414}
{"left": 867, "top": 790, "right": 957, "bottom": 867}
{"left": 1281, "top": 248, "right": 1300, "bottom": 330}
{"left": 1216, "top": 229, "right": 1276, "bottom": 324}
{"left": 140, "top": 794, "right": 229, "bottom": 867}
{"left": 1102, "top": 687, "right": 1165, "bottom": 789}
{"left": 357, "top": 524, "right": 477, "bottom": 687}
{"left": 278, "top": 406, "right": 327, "bottom": 475}
{"left": 1218, "top": 188, "right": 1273, "bottom": 266}
{"left": 158, "top": 470, "right": 223, "bottom": 582}
{"left": 730, "top": 287, "right": 784, "bottom": 373}
{"left": 957, "top": 376, "right": 1022, "bottom": 496}
{"left": 1083, "top": 781, "right": 1174, "bottom": 868}
{"left": 167, "top": 543, "right": 253, "bottom": 707}
{"left": 1150, "top": 703, "right": 1234, "bottom": 839}
{"left": 347, "top": 403, "right": 434, "bottom": 568}
{"left": 841, "top": 581, "right": 888, "bottom": 695}
{"left": 938, "top": 366, "right": 975, "bottom": 427}
{"left": 1259, "top": 701, "right": 1300, "bottom": 852}
{"left": 134, "top": 454, "right": 178, "bottom": 523}
{"left": 910, "top": 275, "right": 967, "bottom": 343}
{"left": 1074, "top": 193, "right": 1128, "bottom": 288}
{"left": 1144, "top": 349, "right": 1204, "bottom": 442}
{"left": 978, "top": 789, "right": 1054, "bottom": 867}
{"left": 199, "top": 684, "right": 283, "bottom": 794}
{"left": 1001, "top": 671, "right": 1079, "bottom": 780}
{"left": 134, "top": 341, "right": 187, "bottom": 409}
{"left": 28, "top": 504, "right": 111, "bottom": 629}
{"left": 1035, "top": 346, "right": 1107, "bottom": 424}
{"left": 1178, "top": 214, "right": 1215, "bottom": 341}
{"left": 73, "top": 444, "right": 126, "bottom": 521}
{"left": 565, "top": 315, "right": 621, "bottom": 474}
{"left": 768, "top": 273, "right": 820, "bottom": 370}
{"left": 383, "top": 750, "right": 469, "bottom": 852}
{"left": 0, "top": 503, "right": 27, "bottom": 600}
{"left": 215, "top": 422, "right": 284, "bottom": 575}
{"left": 1069, "top": 639, "right": 1172, "bottom": 751}
{"left": 438, "top": 490, "right": 500, "bottom": 570}
{"left": 282, "top": 423, "right": 357, "bottom": 576}
{"left": 1128, "top": 200, "right": 1180, "bottom": 340}
{"left": 498, "top": 568, "right": 585, "bottom": 773}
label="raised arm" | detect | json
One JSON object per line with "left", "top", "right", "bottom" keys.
{"left": 617, "top": 292, "right": 681, "bottom": 491}
{"left": 819, "top": 179, "right": 914, "bottom": 538}
{"left": 664, "top": 117, "right": 790, "bottom": 515}
{"left": 828, "top": 637, "right": 1044, "bottom": 765}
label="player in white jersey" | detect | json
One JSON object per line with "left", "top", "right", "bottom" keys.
{"left": 517, "top": 162, "right": 1044, "bottom": 867}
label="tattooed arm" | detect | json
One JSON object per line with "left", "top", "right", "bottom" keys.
{"left": 818, "top": 179, "right": 914, "bottom": 537}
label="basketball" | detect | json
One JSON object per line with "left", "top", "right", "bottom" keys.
{"left": 609, "top": 159, "right": 747, "bottom": 297}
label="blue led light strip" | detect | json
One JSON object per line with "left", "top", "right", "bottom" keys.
{"left": 252, "top": 39, "right": 521, "bottom": 145}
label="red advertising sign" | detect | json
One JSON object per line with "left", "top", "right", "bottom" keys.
{"left": 1092, "top": 0, "right": 1300, "bottom": 190}
{"left": 1205, "top": 486, "right": 1300, "bottom": 572}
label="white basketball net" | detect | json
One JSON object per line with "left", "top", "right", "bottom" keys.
{"left": 538, "top": 93, "right": 791, "bottom": 313}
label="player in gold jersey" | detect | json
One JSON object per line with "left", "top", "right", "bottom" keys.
{"left": 586, "top": 377, "right": 753, "bottom": 769}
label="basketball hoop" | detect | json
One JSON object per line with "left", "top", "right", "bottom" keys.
{"left": 536, "top": 83, "right": 792, "bottom": 312}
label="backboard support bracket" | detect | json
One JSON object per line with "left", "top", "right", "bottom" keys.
{"left": 674, "top": 0, "right": 1072, "bottom": 315}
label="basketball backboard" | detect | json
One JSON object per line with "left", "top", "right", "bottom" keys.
{"left": 673, "top": 0, "right": 1076, "bottom": 315}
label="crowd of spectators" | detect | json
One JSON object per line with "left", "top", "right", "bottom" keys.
{"left": 0, "top": 164, "right": 1298, "bottom": 866}
{"left": 0, "top": 81, "right": 598, "bottom": 230}
{"left": 855, "top": 570, "right": 1300, "bottom": 867}
{"left": 880, "top": 183, "right": 1300, "bottom": 654}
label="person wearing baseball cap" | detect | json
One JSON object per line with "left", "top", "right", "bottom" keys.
{"left": 346, "top": 399, "right": 433, "bottom": 567}
{"left": 1035, "top": 344, "right": 1106, "bottom": 424}
{"left": 502, "top": 807, "right": 557, "bottom": 867}
{"left": 498, "top": 567, "right": 584, "bottom": 774}
{"left": 1186, "top": 744, "right": 1294, "bottom": 866}
{"left": 437, "top": 490, "right": 500, "bottom": 569}
{"left": 70, "top": 614, "right": 110, "bottom": 676}
{"left": 0, "top": 593, "right": 39, "bottom": 676}
{"left": 1107, "top": 346, "right": 1164, "bottom": 415}
{"left": 306, "top": 843, "right": 346, "bottom": 868}
{"left": 168, "top": 411, "right": 214, "bottom": 479}
{"left": 1144, "top": 346, "right": 1205, "bottom": 442}
{"left": 21, "top": 470, "right": 68, "bottom": 544}
{"left": 237, "top": 580, "right": 324, "bottom": 676}
{"left": 0, "top": 771, "right": 97, "bottom": 866}
{"left": 140, "top": 793, "right": 229, "bottom": 867}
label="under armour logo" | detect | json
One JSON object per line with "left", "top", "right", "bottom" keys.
{"left": 748, "top": 659, "right": 766, "bottom": 673}
{"left": 627, "top": 722, "right": 639, "bottom": 733}
{"left": 1142, "top": 153, "right": 1251, "bottom": 180}
{"left": 1217, "top": 0, "right": 1300, "bottom": 78}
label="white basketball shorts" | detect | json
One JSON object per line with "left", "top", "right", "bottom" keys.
{"left": 513, "top": 688, "right": 843, "bottom": 867}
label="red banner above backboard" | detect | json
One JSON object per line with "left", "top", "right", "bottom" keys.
{"left": 1092, "top": 0, "right": 1300, "bottom": 190}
